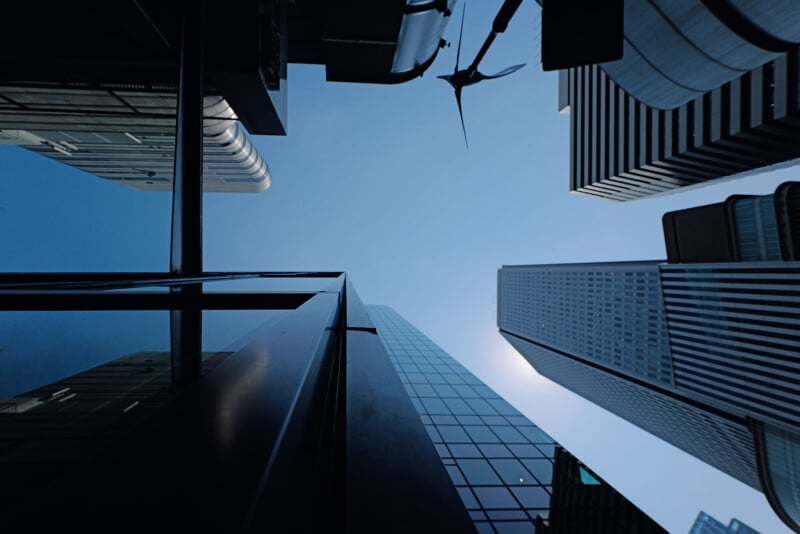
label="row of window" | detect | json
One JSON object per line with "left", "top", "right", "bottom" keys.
{"left": 368, "top": 306, "right": 558, "bottom": 533}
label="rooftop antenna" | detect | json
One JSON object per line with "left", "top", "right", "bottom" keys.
{"left": 438, "top": 0, "right": 526, "bottom": 148}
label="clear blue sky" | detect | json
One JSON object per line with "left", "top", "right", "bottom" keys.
{"left": 0, "top": 1, "right": 795, "bottom": 531}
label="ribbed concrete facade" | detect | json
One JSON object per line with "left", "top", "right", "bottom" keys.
{"left": 499, "top": 262, "right": 673, "bottom": 387}
{"left": 565, "top": 51, "right": 800, "bottom": 201}
{"left": 597, "top": 0, "right": 795, "bottom": 110}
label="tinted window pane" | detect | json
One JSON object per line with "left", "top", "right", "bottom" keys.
{"left": 443, "top": 374, "right": 466, "bottom": 385}
{"left": 466, "top": 398, "right": 499, "bottom": 415}
{"left": 535, "top": 443, "right": 556, "bottom": 457}
{"left": 438, "top": 425, "right": 471, "bottom": 443}
{"left": 406, "top": 373, "right": 429, "bottom": 384}
{"left": 507, "top": 444, "right": 544, "bottom": 458}
{"left": 431, "top": 415, "right": 457, "bottom": 425}
{"left": 457, "top": 487, "right": 480, "bottom": 509}
{"left": 457, "top": 458, "right": 502, "bottom": 485}
{"left": 481, "top": 415, "right": 507, "bottom": 425}
{"left": 493, "top": 520, "right": 536, "bottom": 533}
{"left": 478, "top": 444, "right": 514, "bottom": 458}
{"left": 491, "top": 426, "right": 528, "bottom": 443}
{"left": 464, "top": 425, "right": 501, "bottom": 443}
{"left": 510, "top": 486, "right": 551, "bottom": 509}
{"left": 420, "top": 397, "right": 450, "bottom": 415}
{"left": 457, "top": 415, "right": 483, "bottom": 425}
{"left": 487, "top": 510, "right": 528, "bottom": 520}
{"left": 426, "top": 373, "right": 446, "bottom": 384}
{"left": 473, "top": 487, "right": 519, "bottom": 509}
{"left": 453, "top": 384, "right": 480, "bottom": 398}
{"left": 487, "top": 398, "right": 522, "bottom": 416}
{"left": 412, "top": 383, "right": 437, "bottom": 397}
{"left": 518, "top": 426, "right": 553, "bottom": 444}
{"left": 449, "top": 443, "right": 483, "bottom": 458}
{"left": 424, "top": 425, "right": 442, "bottom": 443}
{"left": 520, "top": 458, "right": 553, "bottom": 485}
{"left": 446, "top": 465, "right": 467, "bottom": 485}
{"left": 444, "top": 397, "right": 476, "bottom": 415}
{"left": 489, "top": 458, "right": 536, "bottom": 486}
{"left": 433, "top": 384, "right": 458, "bottom": 397}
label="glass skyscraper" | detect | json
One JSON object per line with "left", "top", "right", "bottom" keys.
{"left": 369, "top": 305, "right": 665, "bottom": 534}
{"left": 498, "top": 183, "right": 800, "bottom": 532}
{"left": 689, "top": 511, "right": 760, "bottom": 534}
{"left": 0, "top": 289, "right": 666, "bottom": 533}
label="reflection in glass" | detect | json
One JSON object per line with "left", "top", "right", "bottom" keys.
{"left": 368, "top": 305, "right": 667, "bottom": 533}
{"left": 202, "top": 276, "right": 340, "bottom": 293}
{"left": 202, "top": 310, "right": 283, "bottom": 352}
{"left": 0, "top": 311, "right": 169, "bottom": 398}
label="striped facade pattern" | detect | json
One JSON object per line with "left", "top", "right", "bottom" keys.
{"left": 498, "top": 263, "right": 674, "bottom": 387}
{"left": 567, "top": 50, "right": 800, "bottom": 201}
{"left": 660, "top": 263, "right": 800, "bottom": 431}
{"left": 500, "top": 332, "right": 760, "bottom": 490}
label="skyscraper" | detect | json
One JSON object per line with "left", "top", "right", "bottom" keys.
{"left": 559, "top": 54, "right": 800, "bottom": 202}
{"left": 367, "top": 305, "right": 667, "bottom": 533}
{"left": 498, "top": 182, "right": 800, "bottom": 532}
{"left": 0, "top": 277, "right": 665, "bottom": 533}
{"left": 541, "top": 0, "right": 800, "bottom": 202}
{"left": 498, "top": 261, "right": 761, "bottom": 489}
{"left": 689, "top": 511, "right": 760, "bottom": 534}
{"left": 0, "top": 273, "right": 476, "bottom": 532}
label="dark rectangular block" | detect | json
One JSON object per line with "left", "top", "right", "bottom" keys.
{"left": 662, "top": 202, "right": 737, "bottom": 263}
{"left": 541, "top": 0, "right": 623, "bottom": 71}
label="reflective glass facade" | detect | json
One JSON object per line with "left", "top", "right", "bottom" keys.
{"left": 369, "top": 305, "right": 665, "bottom": 533}
{"left": 0, "top": 274, "right": 481, "bottom": 532}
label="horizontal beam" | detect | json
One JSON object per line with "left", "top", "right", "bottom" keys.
{"left": 0, "top": 271, "right": 344, "bottom": 291}
{"left": 0, "top": 291, "right": 315, "bottom": 311}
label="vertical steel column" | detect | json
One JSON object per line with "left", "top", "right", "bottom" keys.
{"left": 171, "top": 303, "right": 203, "bottom": 386}
{"left": 170, "top": 0, "right": 205, "bottom": 386}
{"left": 171, "top": 0, "right": 204, "bottom": 276}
